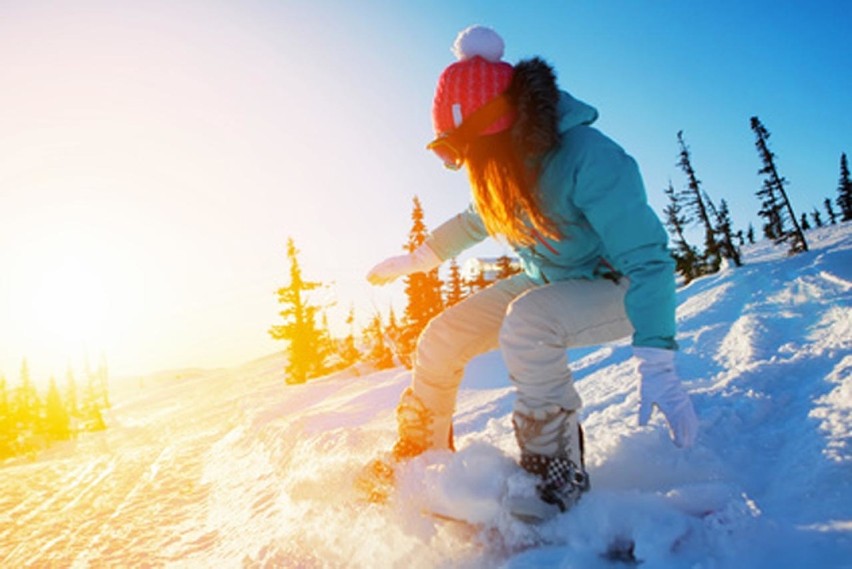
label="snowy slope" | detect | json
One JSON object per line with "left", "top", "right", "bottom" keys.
{"left": 2, "top": 224, "right": 850, "bottom": 568}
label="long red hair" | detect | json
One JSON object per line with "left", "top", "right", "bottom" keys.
{"left": 465, "top": 130, "right": 561, "bottom": 247}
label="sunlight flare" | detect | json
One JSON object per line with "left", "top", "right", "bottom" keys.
{"left": 30, "top": 256, "right": 108, "bottom": 356}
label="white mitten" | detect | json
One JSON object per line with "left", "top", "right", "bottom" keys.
{"left": 366, "top": 243, "right": 442, "bottom": 286}
{"left": 635, "top": 347, "right": 699, "bottom": 448}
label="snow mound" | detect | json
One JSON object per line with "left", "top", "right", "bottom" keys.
{"left": 1, "top": 224, "right": 850, "bottom": 567}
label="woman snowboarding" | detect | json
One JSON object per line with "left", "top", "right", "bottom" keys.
{"left": 365, "top": 25, "right": 698, "bottom": 521}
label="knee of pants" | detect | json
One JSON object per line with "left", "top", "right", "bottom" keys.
{"left": 498, "top": 291, "right": 562, "bottom": 354}
{"left": 414, "top": 310, "right": 475, "bottom": 383}
{"left": 498, "top": 292, "right": 581, "bottom": 411}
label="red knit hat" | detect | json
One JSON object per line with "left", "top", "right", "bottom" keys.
{"left": 432, "top": 26, "right": 515, "bottom": 137}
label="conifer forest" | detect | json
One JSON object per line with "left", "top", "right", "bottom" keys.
{"left": 268, "top": 119, "right": 851, "bottom": 385}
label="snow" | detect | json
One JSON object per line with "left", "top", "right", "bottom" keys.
{"left": 2, "top": 224, "right": 851, "bottom": 568}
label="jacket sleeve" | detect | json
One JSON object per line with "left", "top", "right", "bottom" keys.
{"left": 571, "top": 131, "right": 677, "bottom": 350}
{"left": 425, "top": 203, "right": 490, "bottom": 260}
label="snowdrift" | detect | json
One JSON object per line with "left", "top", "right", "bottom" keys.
{"left": 2, "top": 224, "right": 850, "bottom": 568}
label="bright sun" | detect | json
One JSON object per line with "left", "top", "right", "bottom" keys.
{"left": 30, "top": 257, "right": 109, "bottom": 352}
{"left": 3, "top": 223, "right": 131, "bottom": 382}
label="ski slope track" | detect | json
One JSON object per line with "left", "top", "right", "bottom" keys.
{"left": 2, "top": 224, "right": 850, "bottom": 568}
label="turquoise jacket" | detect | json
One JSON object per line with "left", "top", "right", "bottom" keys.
{"left": 425, "top": 92, "right": 677, "bottom": 350}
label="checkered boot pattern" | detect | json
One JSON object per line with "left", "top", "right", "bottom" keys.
{"left": 509, "top": 405, "right": 590, "bottom": 521}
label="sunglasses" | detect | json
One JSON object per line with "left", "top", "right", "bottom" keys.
{"left": 426, "top": 95, "right": 513, "bottom": 170}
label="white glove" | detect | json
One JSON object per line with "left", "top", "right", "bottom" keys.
{"left": 635, "top": 347, "right": 699, "bottom": 448}
{"left": 366, "top": 242, "right": 442, "bottom": 286}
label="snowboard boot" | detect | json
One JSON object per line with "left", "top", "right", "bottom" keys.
{"left": 356, "top": 387, "right": 453, "bottom": 503}
{"left": 391, "top": 386, "right": 454, "bottom": 460}
{"left": 506, "top": 403, "right": 590, "bottom": 522}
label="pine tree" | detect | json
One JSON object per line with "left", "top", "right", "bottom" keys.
{"left": 387, "top": 307, "right": 400, "bottom": 335}
{"left": 750, "top": 116, "right": 808, "bottom": 253}
{"left": 0, "top": 375, "right": 14, "bottom": 459}
{"left": 65, "top": 366, "right": 79, "bottom": 419}
{"left": 80, "top": 366, "right": 107, "bottom": 432}
{"left": 445, "top": 257, "right": 465, "bottom": 307}
{"left": 824, "top": 198, "right": 838, "bottom": 225}
{"left": 96, "top": 355, "right": 111, "bottom": 410}
{"left": 44, "top": 377, "right": 71, "bottom": 441}
{"left": 363, "top": 312, "right": 394, "bottom": 370}
{"left": 811, "top": 208, "right": 823, "bottom": 228}
{"left": 756, "top": 177, "right": 784, "bottom": 241}
{"left": 663, "top": 181, "right": 701, "bottom": 283}
{"left": 14, "top": 359, "right": 41, "bottom": 432}
{"left": 746, "top": 224, "right": 756, "bottom": 244}
{"left": 62, "top": 367, "right": 79, "bottom": 437}
{"left": 401, "top": 196, "right": 444, "bottom": 360}
{"left": 800, "top": 213, "right": 811, "bottom": 231}
{"left": 384, "top": 307, "right": 408, "bottom": 367}
{"left": 315, "top": 311, "right": 337, "bottom": 372}
{"left": 76, "top": 355, "right": 110, "bottom": 431}
{"left": 269, "top": 238, "right": 329, "bottom": 384}
{"left": 337, "top": 306, "right": 362, "bottom": 369}
{"left": 677, "top": 131, "right": 721, "bottom": 272}
{"left": 712, "top": 199, "right": 742, "bottom": 267}
{"left": 836, "top": 153, "right": 852, "bottom": 221}
{"left": 750, "top": 119, "right": 785, "bottom": 241}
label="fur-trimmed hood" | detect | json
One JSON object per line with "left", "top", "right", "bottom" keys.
{"left": 507, "top": 57, "right": 599, "bottom": 155}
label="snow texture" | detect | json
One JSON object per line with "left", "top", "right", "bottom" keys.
{"left": 2, "top": 224, "right": 851, "bottom": 568}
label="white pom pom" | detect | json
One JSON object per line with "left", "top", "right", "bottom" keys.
{"left": 451, "top": 25, "right": 505, "bottom": 62}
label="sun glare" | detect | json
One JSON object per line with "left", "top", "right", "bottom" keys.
{"left": 30, "top": 257, "right": 108, "bottom": 354}
{"left": 2, "top": 221, "right": 137, "bottom": 383}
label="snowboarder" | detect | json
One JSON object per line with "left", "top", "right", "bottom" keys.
{"left": 366, "top": 25, "right": 698, "bottom": 521}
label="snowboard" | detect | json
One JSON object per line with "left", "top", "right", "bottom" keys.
{"left": 353, "top": 454, "right": 640, "bottom": 564}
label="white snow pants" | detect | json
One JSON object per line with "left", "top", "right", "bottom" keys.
{"left": 412, "top": 273, "right": 633, "bottom": 417}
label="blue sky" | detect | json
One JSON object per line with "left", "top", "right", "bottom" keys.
{"left": 384, "top": 0, "right": 851, "bottom": 224}
{"left": 0, "top": 0, "right": 849, "bottom": 379}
